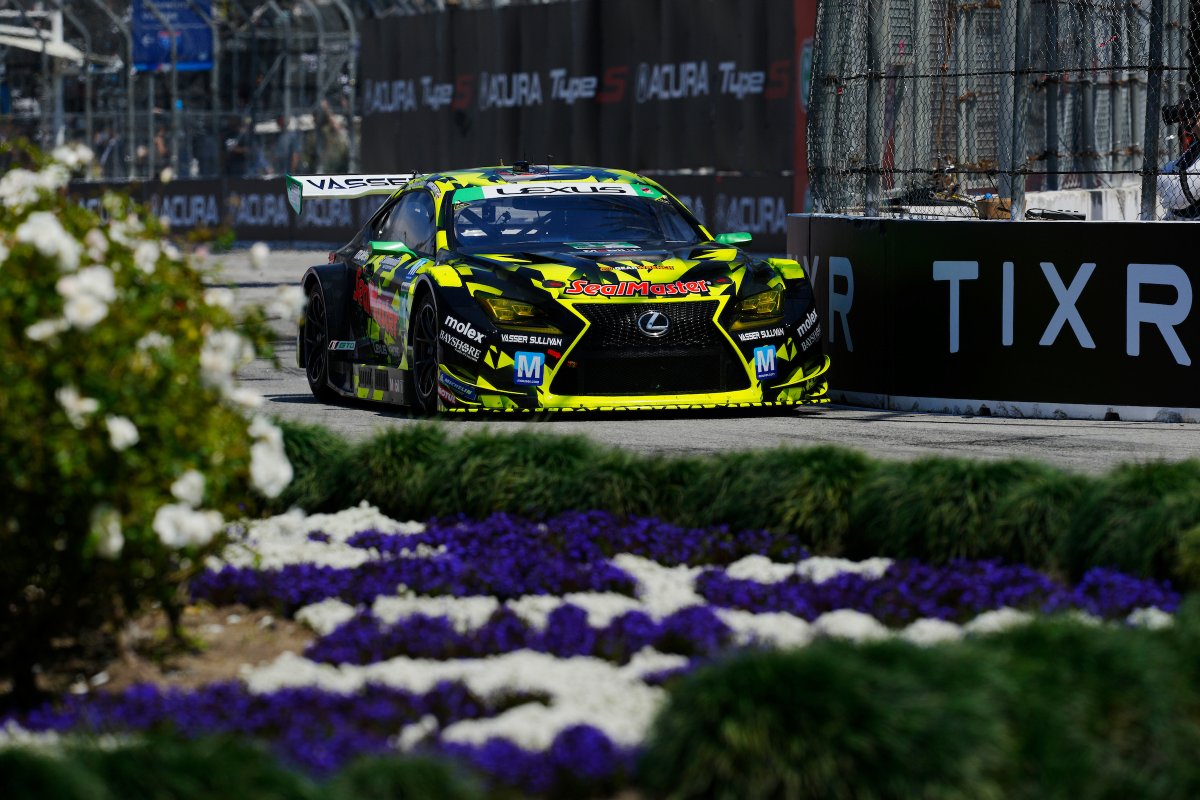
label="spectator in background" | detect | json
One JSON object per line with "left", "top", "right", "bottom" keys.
{"left": 316, "top": 99, "right": 349, "bottom": 173}
{"left": 1158, "top": 90, "right": 1200, "bottom": 219}
{"left": 223, "top": 115, "right": 249, "bottom": 177}
{"left": 273, "top": 114, "right": 302, "bottom": 176}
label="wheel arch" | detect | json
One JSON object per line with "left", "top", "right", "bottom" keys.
{"left": 298, "top": 263, "right": 352, "bottom": 366}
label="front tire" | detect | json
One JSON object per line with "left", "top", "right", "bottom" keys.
{"left": 411, "top": 292, "right": 441, "bottom": 412}
{"left": 303, "top": 284, "right": 340, "bottom": 403}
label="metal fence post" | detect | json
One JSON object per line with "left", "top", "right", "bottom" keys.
{"left": 1010, "top": 0, "right": 1030, "bottom": 218}
{"left": 1046, "top": 0, "right": 1060, "bottom": 190}
{"left": 1141, "top": 0, "right": 1166, "bottom": 219}
{"left": 865, "top": 0, "right": 885, "bottom": 214}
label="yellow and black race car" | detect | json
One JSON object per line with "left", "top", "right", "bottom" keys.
{"left": 286, "top": 163, "right": 829, "bottom": 412}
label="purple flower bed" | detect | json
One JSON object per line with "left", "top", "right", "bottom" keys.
{"left": 304, "top": 605, "right": 732, "bottom": 666}
{"left": 698, "top": 562, "right": 1180, "bottom": 625}
{"left": 442, "top": 725, "right": 637, "bottom": 797}
{"left": 6, "top": 680, "right": 542, "bottom": 775}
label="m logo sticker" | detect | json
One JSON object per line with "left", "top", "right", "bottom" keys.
{"left": 514, "top": 351, "right": 545, "bottom": 386}
{"left": 754, "top": 345, "right": 777, "bottom": 380}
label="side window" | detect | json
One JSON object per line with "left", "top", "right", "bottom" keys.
{"left": 382, "top": 191, "right": 436, "bottom": 254}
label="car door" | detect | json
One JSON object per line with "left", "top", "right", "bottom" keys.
{"left": 366, "top": 189, "right": 436, "bottom": 365}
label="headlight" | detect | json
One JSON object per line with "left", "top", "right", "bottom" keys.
{"left": 731, "top": 287, "right": 783, "bottom": 330}
{"left": 477, "top": 296, "right": 544, "bottom": 322}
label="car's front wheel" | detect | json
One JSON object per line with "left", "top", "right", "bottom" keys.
{"left": 303, "top": 283, "right": 340, "bottom": 403}
{"left": 410, "top": 292, "right": 440, "bottom": 412}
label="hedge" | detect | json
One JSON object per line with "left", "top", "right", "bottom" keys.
{"left": 640, "top": 607, "right": 1200, "bottom": 800}
{"left": 274, "top": 421, "right": 1200, "bottom": 588}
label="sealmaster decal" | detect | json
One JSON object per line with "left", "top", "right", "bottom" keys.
{"left": 563, "top": 279, "right": 710, "bottom": 297}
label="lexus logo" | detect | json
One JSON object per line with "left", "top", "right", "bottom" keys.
{"left": 637, "top": 310, "right": 670, "bottom": 338}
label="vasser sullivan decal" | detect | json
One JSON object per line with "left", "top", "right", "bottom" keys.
{"left": 564, "top": 279, "right": 711, "bottom": 297}
{"left": 737, "top": 326, "right": 785, "bottom": 343}
{"left": 500, "top": 332, "right": 564, "bottom": 347}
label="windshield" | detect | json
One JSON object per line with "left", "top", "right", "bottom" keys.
{"left": 450, "top": 187, "right": 703, "bottom": 249}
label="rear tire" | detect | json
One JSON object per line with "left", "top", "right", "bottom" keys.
{"left": 411, "top": 292, "right": 441, "bottom": 412}
{"left": 303, "top": 284, "right": 340, "bottom": 403}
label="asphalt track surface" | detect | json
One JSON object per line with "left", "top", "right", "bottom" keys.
{"left": 215, "top": 248, "right": 1200, "bottom": 475}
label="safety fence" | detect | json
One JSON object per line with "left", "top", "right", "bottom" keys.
{"left": 68, "top": 172, "right": 794, "bottom": 251}
{"left": 808, "top": 0, "right": 1199, "bottom": 220}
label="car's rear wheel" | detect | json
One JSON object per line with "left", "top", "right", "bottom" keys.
{"left": 411, "top": 292, "right": 440, "bottom": 412}
{"left": 303, "top": 284, "right": 340, "bottom": 403}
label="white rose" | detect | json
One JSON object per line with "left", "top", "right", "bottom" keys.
{"left": 267, "top": 285, "right": 307, "bottom": 321}
{"left": 249, "top": 241, "right": 270, "bottom": 270}
{"left": 56, "top": 385, "right": 99, "bottom": 429}
{"left": 90, "top": 506, "right": 124, "bottom": 559}
{"left": 136, "top": 332, "right": 173, "bottom": 351}
{"left": 26, "top": 318, "right": 69, "bottom": 341}
{"left": 248, "top": 417, "right": 292, "bottom": 498}
{"left": 16, "top": 211, "right": 82, "bottom": 271}
{"left": 133, "top": 241, "right": 160, "bottom": 274}
{"left": 170, "top": 470, "right": 206, "bottom": 508}
{"left": 200, "top": 330, "right": 254, "bottom": 388}
{"left": 152, "top": 503, "right": 224, "bottom": 549}
{"left": 203, "top": 287, "right": 235, "bottom": 310}
{"left": 84, "top": 229, "right": 109, "bottom": 262}
{"left": 105, "top": 415, "right": 139, "bottom": 451}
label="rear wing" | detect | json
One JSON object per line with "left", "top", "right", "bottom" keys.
{"left": 285, "top": 173, "right": 415, "bottom": 215}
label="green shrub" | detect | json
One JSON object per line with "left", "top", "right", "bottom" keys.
{"left": 0, "top": 143, "right": 295, "bottom": 701}
{"left": 848, "top": 457, "right": 1057, "bottom": 563}
{"left": 273, "top": 420, "right": 354, "bottom": 513}
{"left": 72, "top": 735, "right": 323, "bottom": 800}
{"left": 639, "top": 642, "right": 1011, "bottom": 800}
{"left": 977, "top": 620, "right": 1200, "bottom": 799}
{"left": 1064, "top": 461, "right": 1200, "bottom": 583}
{"left": 0, "top": 747, "right": 113, "bottom": 800}
{"left": 325, "top": 754, "right": 484, "bottom": 800}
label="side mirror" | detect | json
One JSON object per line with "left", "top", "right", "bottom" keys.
{"left": 714, "top": 232, "right": 753, "bottom": 245}
{"left": 369, "top": 240, "right": 417, "bottom": 257}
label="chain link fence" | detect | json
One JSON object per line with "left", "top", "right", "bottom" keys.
{"left": 0, "top": 1, "right": 555, "bottom": 181}
{"left": 809, "top": 0, "right": 1198, "bottom": 220}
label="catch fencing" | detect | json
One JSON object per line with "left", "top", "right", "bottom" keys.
{"left": 808, "top": 0, "right": 1197, "bottom": 220}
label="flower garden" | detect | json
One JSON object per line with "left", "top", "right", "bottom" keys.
{"left": 5, "top": 143, "right": 1200, "bottom": 799}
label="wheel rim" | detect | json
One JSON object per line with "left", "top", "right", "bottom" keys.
{"left": 412, "top": 298, "right": 439, "bottom": 406}
{"left": 304, "top": 290, "right": 328, "bottom": 384}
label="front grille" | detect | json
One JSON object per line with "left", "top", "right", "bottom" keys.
{"left": 550, "top": 301, "right": 749, "bottom": 395}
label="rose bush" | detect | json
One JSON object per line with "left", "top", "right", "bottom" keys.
{"left": 0, "top": 141, "right": 294, "bottom": 702}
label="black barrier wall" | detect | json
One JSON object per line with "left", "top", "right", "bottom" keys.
{"left": 788, "top": 214, "right": 1198, "bottom": 419}
{"left": 359, "top": 0, "right": 795, "bottom": 173}
{"left": 69, "top": 174, "right": 792, "bottom": 251}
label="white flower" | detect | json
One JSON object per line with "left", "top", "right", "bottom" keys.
{"left": 813, "top": 609, "right": 891, "bottom": 642}
{"left": 108, "top": 215, "right": 144, "bottom": 247}
{"left": 51, "top": 143, "right": 94, "bottom": 169}
{"left": 267, "top": 285, "right": 307, "bottom": 321}
{"left": 203, "top": 287, "right": 235, "bottom": 310}
{"left": 163, "top": 242, "right": 182, "bottom": 262}
{"left": 0, "top": 241, "right": 9, "bottom": 265}
{"left": 225, "top": 387, "right": 265, "bottom": 408}
{"left": 0, "top": 166, "right": 69, "bottom": 209}
{"left": 171, "top": 470, "right": 206, "bottom": 508}
{"left": 105, "top": 415, "right": 139, "bottom": 451}
{"left": 152, "top": 503, "right": 223, "bottom": 549}
{"left": 84, "top": 229, "right": 109, "bottom": 262}
{"left": 56, "top": 385, "right": 99, "bottom": 429}
{"left": 1128, "top": 607, "right": 1174, "bottom": 630}
{"left": 56, "top": 265, "right": 117, "bottom": 330}
{"left": 249, "top": 417, "right": 293, "bottom": 498}
{"left": 136, "top": 331, "right": 173, "bottom": 351}
{"left": 25, "top": 317, "right": 69, "bottom": 341}
{"left": 963, "top": 607, "right": 1033, "bottom": 635}
{"left": 160, "top": 166, "right": 175, "bottom": 184}
{"left": 249, "top": 242, "right": 270, "bottom": 270}
{"left": 90, "top": 506, "right": 124, "bottom": 559}
{"left": 200, "top": 329, "right": 254, "bottom": 387}
{"left": 901, "top": 618, "right": 964, "bottom": 646}
{"left": 133, "top": 241, "right": 160, "bottom": 274}
{"left": 16, "top": 211, "right": 82, "bottom": 271}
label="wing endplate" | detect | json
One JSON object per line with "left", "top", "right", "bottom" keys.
{"left": 285, "top": 173, "right": 415, "bottom": 215}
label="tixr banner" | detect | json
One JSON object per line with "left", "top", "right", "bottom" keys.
{"left": 359, "top": 0, "right": 795, "bottom": 173}
{"left": 789, "top": 215, "right": 1199, "bottom": 415}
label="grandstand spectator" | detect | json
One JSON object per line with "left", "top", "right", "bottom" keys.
{"left": 316, "top": 99, "right": 349, "bottom": 173}
{"left": 1158, "top": 91, "right": 1200, "bottom": 219}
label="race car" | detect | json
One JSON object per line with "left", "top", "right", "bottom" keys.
{"left": 286, "top": 163, "right": 830, "bottom": 412}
